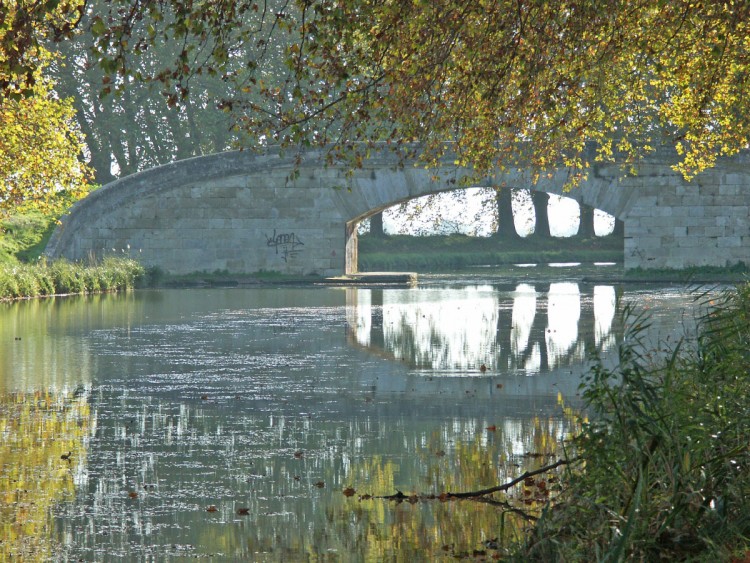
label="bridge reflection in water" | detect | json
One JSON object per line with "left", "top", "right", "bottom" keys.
{"left": 346, "top": 283, "right": 620, "bottom": 375}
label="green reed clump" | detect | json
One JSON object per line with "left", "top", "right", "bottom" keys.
{"left": 0, "top": 258, "right": 145, "bottom": 300}
{"left": 48, "top": 260, "right": 87, "bottom": 294}
{"left": 513, "top": 287, "right": 750, "bottom": 561}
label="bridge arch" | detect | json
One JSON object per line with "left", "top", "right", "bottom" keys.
{"left": 45, "top": 147, "right": 750, "bottom": 275}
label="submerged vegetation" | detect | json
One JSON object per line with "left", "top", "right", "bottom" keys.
{"left": 503, "top": 287, "right": 750, "bottom": 560}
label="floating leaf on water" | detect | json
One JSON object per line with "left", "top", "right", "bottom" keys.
{"left": 206, "top": 505, "right": 218, "bottom": 512}
{"left": 435, "top": 450, "right": 446, "bottom": 457}
{"left": 128, "top": 491, "right": 138, "bottom": 499}
{"left": 486, "top": 425, "right": 497, "bottom": 431}
{"left": 480, "top": 364, "right": 487, "bottom": 372}
{"left": 314, "top": 481, "right": 325, "bottom": 488}
{"left": 343, "top": 487, "right": 356, "bottom": 497}
{"left": 294, "top": 450, "right": 304, "bottom": 458}
{"left": 496, "top": 383, "right": 503, "bottom": 389}
{"left": 236, "top": 507, "right": 250, "bottom": 515}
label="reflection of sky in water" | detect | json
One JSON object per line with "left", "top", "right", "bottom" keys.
{"left": 594, "top": 285, "right": 617, "bottom": 349}
{"left": 546, "top": 283, "right": 581, "bottom": 370}
{"left": 352, "top": 283, "right": 618, "bottom": 374}
{"left": 382, "top": 285, "right": 500, "bottom": 370}
{"left": 511, "top": 284, "right": 538, "bottom": 372}
{"left": 349, "top": 289, "right": 372, "bottom": 347}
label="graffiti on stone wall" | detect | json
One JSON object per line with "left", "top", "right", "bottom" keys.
{"left": 266, "top": 229, "right": 305, "bottom": 262}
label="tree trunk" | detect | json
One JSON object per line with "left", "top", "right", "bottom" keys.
{"left": 577, "top": 203, "right": 595, "bottom": 238}
{"left": 370, "top": 212, "right": 385, "bottom": 237}
{"left": 531, "top": 191, "right": 551, "bottom": 238}
{"left": 495, "top": 187, "right": 520, "bottom": 239}
{"left": 611, "top": 218, "right": 624, "bottom": 237}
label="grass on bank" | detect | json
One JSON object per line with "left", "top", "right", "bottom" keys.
{"left": 623, "top": 262, "right": 750, "bottom": 283}
{"left": 1, "top": 211, "right": 145, "bottom": 300}
{"left": 0, "top": 211, "right": 57, "bottom": 264}
{"left": 508, "top": 286, "right": 750, "bottom": 561}
{"left": 358, "top": 232, "right": 623, "bottom": 271}
{"left": 0, "top": 257, "right": 145, "bottom": 300}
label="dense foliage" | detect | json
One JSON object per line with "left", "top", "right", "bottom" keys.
{"left": 0, "top": 0, "right": 83, "bottom": 97}
{"left": 6, "top": 2, "right": 750, "bottom": 189}
{"left": 517, "top": 289, "right": 750, "bottom": 560}
{"left": 80, "top": 1, "right": 750, "bottom": 184}
{"left": 0, "top": 57, "right": 91, "bottom": 216}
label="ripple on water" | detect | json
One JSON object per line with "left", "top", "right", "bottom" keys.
{"left": 0, "top": 285, "right": 717, "bottom": 560}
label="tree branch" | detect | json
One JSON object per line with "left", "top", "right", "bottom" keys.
{"left": 444, "top": 456, "right": 578, "bottom": 499}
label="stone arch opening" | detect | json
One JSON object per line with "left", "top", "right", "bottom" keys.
{"left": 345, "top": 186, "right": 624, "bottom": 274}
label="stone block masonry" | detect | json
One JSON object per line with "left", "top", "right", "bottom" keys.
{"left": 45, "top": 146, "right": 750, "bottom": 275}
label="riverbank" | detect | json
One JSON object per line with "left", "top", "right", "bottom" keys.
{"left": 132, "top": 262, "right": 750, "bottom": 291}
{"left": 0, "top": 257, "right": 145, "bottom": 301}
{"left": 358, "top": 232, "right": 623, "bottom": 271}
{"left": 3, "top": 259, "right": 746, "bottom": 301}
{"left": 357, "top": 232, "right": 750, "bottom": 284}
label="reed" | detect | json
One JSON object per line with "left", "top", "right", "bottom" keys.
{"left": 512, "top": 287, "right": 750, "bottom": 561}
{"left": 0, "top": 257, "right": 145, "bottom": 300}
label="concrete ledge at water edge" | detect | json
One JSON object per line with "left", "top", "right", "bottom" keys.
{"left": 323, "top": 272, "right": 418, "bottom": 286}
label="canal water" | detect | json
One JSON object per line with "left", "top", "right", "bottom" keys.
{"left": 0, "top": 279, "right": 711, "bottom": 560}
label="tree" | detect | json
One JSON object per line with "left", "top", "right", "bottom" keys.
{"left": 494, "top": 187, "right": 520, "bottom": 240}
{"left": 369, "top": 212, "right": 385, "bottom": 237}
{"left": 577, "top": 204, "right": 595, "bottom": 239}
{"left": 50, "top": 0, "right": 249, "bottom": 185}
{"left": 0, "top": 56, "right": 91, "bottom": 217}
{"left": 0, "top": 0, "right": 84, "bottom": 98}
{"left": 7, "top": 2, "right": 750, "bottom": 194}
{"left": 531, "top": 192, "right": 551, "bottom": 238}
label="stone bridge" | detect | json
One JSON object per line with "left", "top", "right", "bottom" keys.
{"left": 45, "top": 146, "right": 750, "bottom": 276}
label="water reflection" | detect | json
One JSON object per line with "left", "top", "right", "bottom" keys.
{"left": 0, "top": 389, "right": 89, "bottom": 560}
{"left": 347, "top": 282, "right": 620, "bottom": 375}
{"left": 0, "top": 292, "right": 149, "bottom": 392}
{"left": 0, "top": 285, "right": 709, "bottom": 560}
